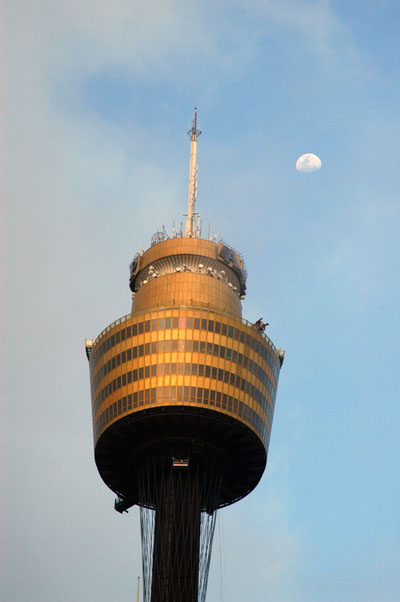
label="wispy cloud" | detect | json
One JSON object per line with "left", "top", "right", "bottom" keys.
{"left": 239, "top": 0, "right": 359, "bottom": 70}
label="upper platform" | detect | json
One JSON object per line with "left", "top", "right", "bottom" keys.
{"left": 129, "top": 238, "right": 247, "bottom": 317}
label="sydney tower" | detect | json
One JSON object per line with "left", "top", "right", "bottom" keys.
{"left": 85, "top": 110, "right": 284, "bottom": 602}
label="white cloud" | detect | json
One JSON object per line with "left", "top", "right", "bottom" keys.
{"left": 238, "top": 0, "right": 358, "bottom": 70}
{"left": 4, "top": 0, "right": 259, "bottom": 94}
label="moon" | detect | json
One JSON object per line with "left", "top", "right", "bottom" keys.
{"left": 296, "top": 153, "right": 322, "bottom": 173}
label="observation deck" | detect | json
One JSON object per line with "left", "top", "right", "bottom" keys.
{"left": 87, "top": 300, "right": 281, "bottom": 508}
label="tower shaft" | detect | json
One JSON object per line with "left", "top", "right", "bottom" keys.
{"left": 150, "top": 464, "right": 201, "bottom": 602}
{"left": 138, "top": 440, "right": 225, "bottom": 602}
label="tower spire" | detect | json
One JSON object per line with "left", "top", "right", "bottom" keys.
{"left": 184, "top": 108, "right": 201, "bottom": 238}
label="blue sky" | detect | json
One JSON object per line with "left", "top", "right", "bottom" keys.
{"left": 3, "top": 1, "right": 400, "bottom": 601}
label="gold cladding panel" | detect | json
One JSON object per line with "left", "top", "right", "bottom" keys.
{"left": 132, "top": 272, "right": 241, "bottom": 316}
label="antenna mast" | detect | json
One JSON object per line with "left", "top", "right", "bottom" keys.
{"left": 184, "top": 108, "right": 201, "bottom": 238}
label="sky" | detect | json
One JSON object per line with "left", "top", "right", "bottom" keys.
{"left": 2, "top": 1, "right": 400, "bottom": 601}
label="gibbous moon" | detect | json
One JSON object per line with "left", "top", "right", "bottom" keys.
{"left": 296, "top": 153, "right": 322, "bottom": 173}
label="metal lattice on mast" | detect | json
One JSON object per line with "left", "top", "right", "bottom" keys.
{"left": 184, "top": 108, "right": 201, "bottom": 238}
